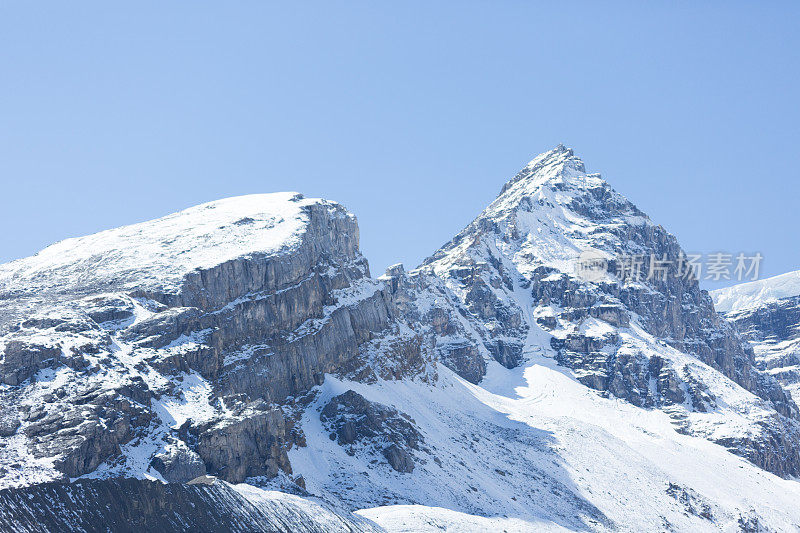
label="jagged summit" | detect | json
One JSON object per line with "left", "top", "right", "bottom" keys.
{"left": 421, "top": 146, "right": 647, "bottom": 276}
{"left": 498, "top": 144, "right": 586, "bottom": 196}
{"left": 402, "top": 146, "right": 800, "bottom": 482}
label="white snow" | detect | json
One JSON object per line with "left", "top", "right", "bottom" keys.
{"left": 234, "top": 484, "right": 382, "bottom": 532}
{"left": 424, "top": 147, "right": 649, "bottom": 287}
{"left": 711, "top": 270, "right": 800, "bottom": 313}
{"left": 0, "top": 192, "right": 339, "bottom": 296}
{"left": 291, "top": 356, "right": 800, "bottom": 531}
{"left": 357, "top": 505, "right": 568, "bottom": 532}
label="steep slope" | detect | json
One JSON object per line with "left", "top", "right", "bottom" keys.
{"left": 0, "top": 477, "right": 382, "bottom": 532}
{"left": 382, "top": 145, "right": 800, "bottom": 476}
{"left": 713, "top": 272, "right": 800, "bottom": 405}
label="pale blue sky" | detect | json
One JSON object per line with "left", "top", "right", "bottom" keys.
{"left": 1, "top": 2, "right": 798, "bottom": 289}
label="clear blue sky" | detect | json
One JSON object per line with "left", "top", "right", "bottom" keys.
{"left": 1, "top": 2, "right": 798, "bottom": 290}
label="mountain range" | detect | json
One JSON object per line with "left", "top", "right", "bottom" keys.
{"left": 1, "top": 146, "right": 799, "bottom": 532}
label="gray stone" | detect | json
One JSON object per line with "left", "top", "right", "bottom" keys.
{"left": 382, "top": 444, "right": 415, "bottom": 473}
{"left": 320, "top": 390, "right": 422, "bottom": 473}
{"left": 0, "top": 416, "right": 20, "bottom": 438}
{"left": 1, "top": 340, "right": 62, "bottom": 386}
{"left": 0, "top": 478, "right": 383, "bottom": 532}
{"left": 187, "top": 407, "right": 291, "bottom": 484}
{"left": 150, "top": 446, "right": 207, "bottom": 483}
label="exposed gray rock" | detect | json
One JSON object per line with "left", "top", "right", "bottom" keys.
{"left": 665, "top": 482, "right": 714, "bottom": 521}
{"left": 320, "top": 390, "right": 422, "bottom": 473}
{"left": 182, "top": 407, "right": 291, "bottom": 484}
{"left": 718, "top": 293, "right": 800, "bottom": 405}
{"left": 79, "top": 295, "right": 136, "bottom": 325}
{"left": 382, "top": 444, "right": 415, "bottom": 473}
{"left": 0, "top": 194, "right": 408, "bottom": 485}
{"left": 150, "top": 445, "right": 207, "bottom": 483}
{"left": 22, "top": 389, "right": 154, "bottom": 478}
{"left": 0, "top": 415, "right": 20, "bottom": 438}
{"left": 379, "top": 267, "right": 491, "bottom": 383}
{"left": 1, "top": 340, "right": 62, "bottom": 386}
{"left": 436, "top": 342, "right": 485, "bottom": 384}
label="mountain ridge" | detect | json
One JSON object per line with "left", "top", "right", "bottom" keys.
{"left": 1, "top": 147, "right": 800, "bottom": 531}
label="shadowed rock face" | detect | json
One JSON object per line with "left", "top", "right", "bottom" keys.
{"left": 186, "top": 407, "right": 290, "bottom": 483}
{"left": 150, "top": 445, "right": 206, "bottom": 483}
{"left": 1, "top": 341, "right": 64, "bottom": 386}
{"left": 0, "top": 478, "right": 383, "bottom": 533}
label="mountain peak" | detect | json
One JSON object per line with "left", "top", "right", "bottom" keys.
{"left": 421, "top": 146, "right": 643, "bottom": 276}
{"left": 499, "top": 145, "right": 587, "bottom": 197}
{"left": 4, "top": 151, "right": 800, "bottom": 530}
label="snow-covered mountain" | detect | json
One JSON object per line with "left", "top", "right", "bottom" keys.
{"left": 713, "top": 272, "right": 800, "bottom": 406}
{"left": 1, "top": 147, "right": 800, "bottom": 531}
{"left": 0, "top": 191, "right": 397, "bottom": 488}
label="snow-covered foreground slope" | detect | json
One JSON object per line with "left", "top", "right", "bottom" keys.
{"left": 357, "top": 505, "right": 569, "bottom": 533}
{"left": 291, "top": 331, "right": 800, "bottom": 531}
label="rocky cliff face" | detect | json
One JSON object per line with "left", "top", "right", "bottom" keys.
{"left": 713, "top": 272, "right": 800, "bottom": 406}
{"left": 0, "top": 192, "right": 406, "bottom": 487}
{"left": 320, "top": 390, "right": 424, "bottom": 473}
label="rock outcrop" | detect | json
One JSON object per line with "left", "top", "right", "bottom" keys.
{"left": 150, "top": 444, "right": 207, "bottom": 483}
{"left": 320, "top": 390, "right": 423, "bottom": 473}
